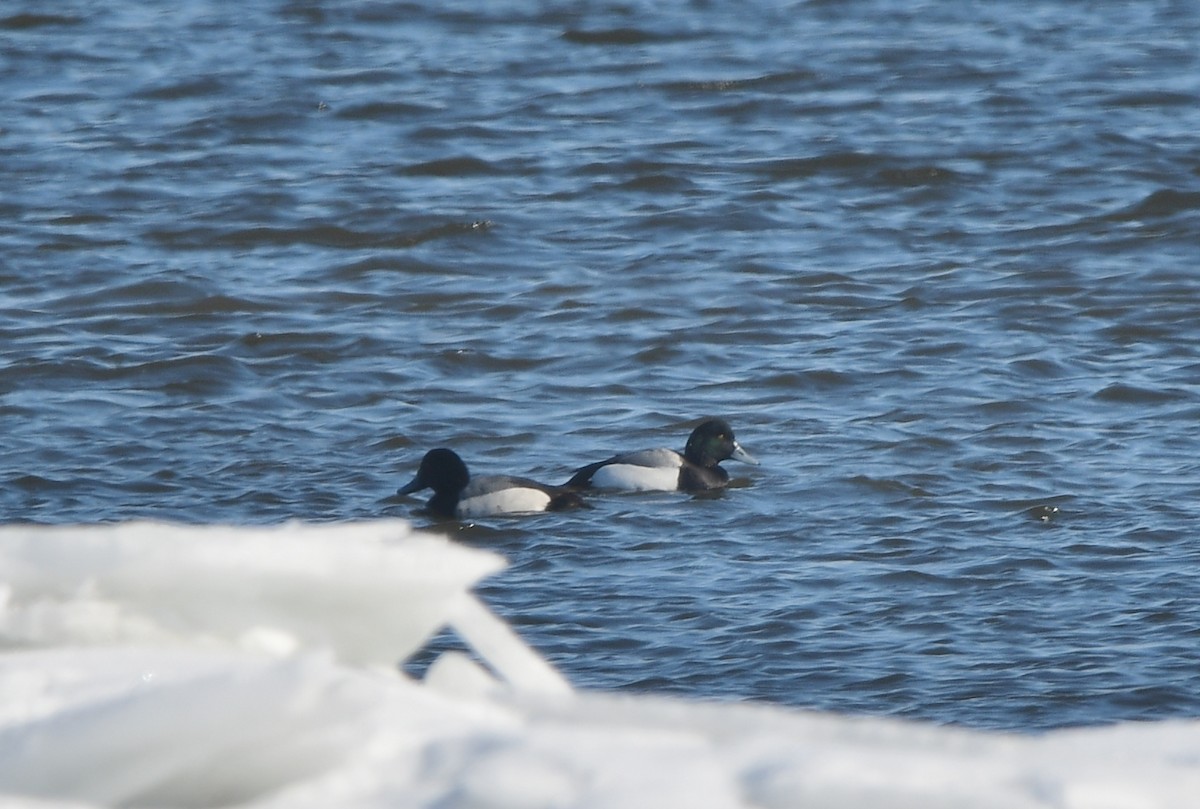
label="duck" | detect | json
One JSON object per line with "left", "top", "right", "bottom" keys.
{"left": 565, "top": 418, "right": 758, "bottom": 492}
{"left": 397, "top": 447, "right": 587, "bottom": 518}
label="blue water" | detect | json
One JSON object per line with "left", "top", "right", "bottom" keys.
{"left": 4, "top": 1, "right": 1200, "bottom": 731}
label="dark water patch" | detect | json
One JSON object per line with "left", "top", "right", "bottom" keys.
{"left": 44, "top": 212, "right": 115, "bottom": 227}
{"left": 783, "top": 369, "right": 857, "bottom": 391}
{"left": 42, "top": 279, "right": 269, "bottom": 320}
{"left": 101, "top": 353, "right": 256, "bottom": 397}
{"left": 135, "top": 76, "right": 227, "bottom": 101}
{"left": 0, "top": 356, "right": 121, "bottom": 390}
{"left": 148, "top": 220, "right": 494, "bottom": 250}
{"left": 1107, "top": 189, "right": 1200, "bottom": 221}
{"left": 399, "top": 156, "right": 502, "bottom": 176}
{"left": 658, "top": 70, "right": 817, "bottom": 95}
{"left": 844, "top": 671, "right": 913, "bottom": 694}
{"left": 783, "top": 270, "right": 859, "bottom": 290}
{"left": 1092, "top": 382, "right": 1189, "bottom": 405}
{"left": 1108, "top": 684, "right": 1200, "bottom": 716}
{"left": 967, "top": 398, "right": 1043, "bottom": 420}
{"left": 8, "top": 474, "right": 74, "bottom": 493}
{"left": 186, "top": 294, "right": 275, "bottom": 316}
{"left": 409, "top": 123, "right": 515, "bottom": 146}
{"left": 125, "top": 475, "right": 185, "bottom": 496}
{"left": 34, "top": 230, "right": 130, "bottom": 250}
{"left": 213, "top": 488, "right": 292, "bottom": 513}
{"left": 874, "top": 164, "right": 964, "bottom": 188}
{"left": 757, "top": 371, "right": 821, "bottom": 390}
{"left": 777, "top": 271, "right": 900, "bottom": 313}
{"left": 1121, "top": 526, "right": 1187, "bottom": 546}
{"left": 1107, "top": 91, "right": 1198, "bottom": 108}
{"left": 1007, "top": 357, "right": 1071, "bottom": 379}
{"left": 616, "top": 172, "right": 693, "bottom": 193}
{"left": 235, "top": 331, "right": 384, "bottom": 364}
{"left": 957, "top": 554, "right": 1059, "bottom": 578}
{"left": 900, "top": 339, "right": 971, "bottom": 359}
{"left": 846, "top": 475, "right": 937, "bottom": 499}
{"left": 11, "top": 96, "right": 97, "bottom": 126}
{"left": 330, "top": 256, "right": 437, "bottom": 278}
{"left": 431, "top": 348, "right": 548, "bottom": 374}
{"left": 871, "top": 569, "right": 958, "bottom": 589}
{"left": 1097, "top": 319, "right": 1193, "bottom": 346}
{"left": 333, "top": 100, "right": 443, "bottom": 120}
{"left": 747, "top": 151, "right": 882, "bottom": 181}
{"left": 1064, "top": 541, "right": 1151, "bottom": 566}
{"left": 0, "top": 13, "right": 82, "bottom": 30}
{"left": 631, "top": 345, "right": 682, "bottom": 367}
{"left": 562, "top": 27, "right": 669, "bottom": 46}
{"left": 315, "top": 67, "right": 405, "bottom": 88}
{"left": 605, "top": 304, "right": 675, "bottom": 324}
{"left": 868, "top": 433, "right": 959, "bottom": 464}
{"left": 369, "top": 434, "right": 415, "bottom": 453}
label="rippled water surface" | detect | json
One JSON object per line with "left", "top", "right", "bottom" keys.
{"left": 4, "top": 1, "right": 1200, "bottom": 731}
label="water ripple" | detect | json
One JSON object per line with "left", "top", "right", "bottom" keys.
{"left": 3, "top": 0, "right": 1200, "bottom": 732}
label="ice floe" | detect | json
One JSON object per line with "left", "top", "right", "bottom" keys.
{"left": 0, "top": 521, "right": 1196, "bottom": 808}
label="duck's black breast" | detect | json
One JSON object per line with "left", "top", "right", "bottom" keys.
{"left": 678, "top": 461, "right": 731, "bottom": 492}
{"left": 423, "top": 489, "right": 462, "bottom": 518}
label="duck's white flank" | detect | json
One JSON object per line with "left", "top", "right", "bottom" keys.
{"left": 589, "top": 463, "right": 681, "bottom": 492}
{"left": 457, "top": 487, "right": 552, "bottom": 517}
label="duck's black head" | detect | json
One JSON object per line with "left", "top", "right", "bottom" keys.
{"left": 683, "top": 419, "right": 758, "bottom": 468}
{"left": 397, "top": 448, "right": 471, "bottom": 496}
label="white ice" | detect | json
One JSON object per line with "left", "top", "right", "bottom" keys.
{"left": 0, "top": 521, "right": 1197, "bottom": 808}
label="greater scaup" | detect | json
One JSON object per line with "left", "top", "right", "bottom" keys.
{"left": 565, "top": 418, "right": 758, "bottom": 492}
{"left": 398, "top": 447, "right": 587, "bottom": 518}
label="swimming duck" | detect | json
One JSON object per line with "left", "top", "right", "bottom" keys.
{"left": 398, "top": 447, "right": 586, "bottom": 518}
{"left": 565, "top": 418, "right": 758, "bottom": 492}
